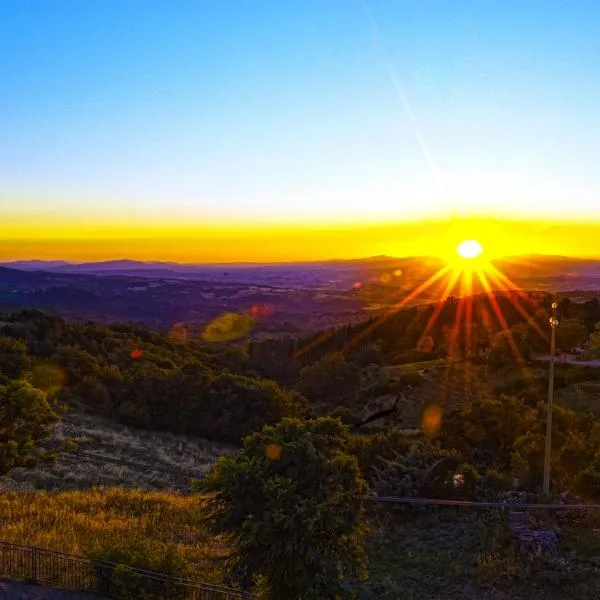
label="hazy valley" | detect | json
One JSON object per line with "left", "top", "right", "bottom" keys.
{"left": 2, "top": 255, "right": 600, "bottom": 342}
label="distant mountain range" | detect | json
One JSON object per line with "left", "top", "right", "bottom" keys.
{"left": 0, "top": 256, "right": 445, "bottom": 289}
{"left": 1, "top": 254, "right": 600, "bottom": 335}
{"left": 3, "top": 254, "right": 600, "bottom": 289}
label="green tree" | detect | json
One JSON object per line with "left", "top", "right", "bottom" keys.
{"left": 0, "top": 336, "right": 31, "bottom": 379}
{"left": 0, "top": 379, "right": 58, "bottom": 475}
{"left": 440, "top": 396, "right": 536, "bottom": 471}
{"left": 511, "top": 403, "right": 591, "bottom": 489}
{"left": 555, "top": 318, "right": 588, "bottom": 352}
{"left": 487, "top": 325, "right": 531, "bottom": 371}
{"left": 590, "top": 321, "right": 600, "bottom": 350}
{"left": 297, "top": 353, "right": 361, "bottom": 408}
{"left": 52, "top": 345, "right": 99, "bottom": 384}
{"left": 203, "top": 417, "right": 367, "bottom": 599}
{"left": 371, "top": 438, "right": 478, "bottom": 500}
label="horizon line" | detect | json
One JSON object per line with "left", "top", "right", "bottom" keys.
{"left": 2, "top": 252, "right": 599, "bottom": 268}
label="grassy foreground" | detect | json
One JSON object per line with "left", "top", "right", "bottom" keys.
{"left": 362, "top": 507, "right": 600, "bottom": 600}
{"left": 0, "top": 488, "right": 227, "bottom": 582}
{"left": 3, "top": 488, "right": 600, "bottom": 598}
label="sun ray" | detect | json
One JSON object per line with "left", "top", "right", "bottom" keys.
{"left": 343, "top": 264, "right": 453, "bottom": 352}
{"left": 463, "top": 268, "right": 474, "bottom": 359}
{"left": 487, "top": 263, "right": 535, "bottom": 302}
{"left": 292, "top": 238, "right": 545, "bottom": 371}
{"left": 293, "top": 328, "right": 336, "bottom": 360}
{"left": 476, "top": 267, "right": 523, "bottom": 363}
{"left": 418, "top": 268, "right": 462, "bottom": 347}
{"left": 449, "top": 294, "right": 467, "bottom": 361}
{"left": 485, "top": 267, "right": 548, "bottom": 342}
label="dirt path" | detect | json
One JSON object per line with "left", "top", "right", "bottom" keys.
{"left": 0, "top": 581, "right": 98, "bottom": 600}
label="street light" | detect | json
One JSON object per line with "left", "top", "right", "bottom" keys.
{"left": 543, "top": 301, "right": 559, "bottom": 495}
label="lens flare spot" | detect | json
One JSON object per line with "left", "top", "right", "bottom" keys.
{"left": 202, "top": 312, "right": 254, "bottom": 342}
{"left": 453, "top": 473, "right": 464, "bottom": 487}
{"left": 352, "top": 281, "right": 362, "bottom": 289}
{"left": 422, "top": 405, "right": 442, "bottom": 437}
{"left": 393, "top": 269, "right": 403, "bottom": 277}
{"left": 379, "top": 273, "right": 392, "bottom": 284}
{"left": 265, "top": 443, "right": 282, "bottom": 461}
{"left": 130, "top": 349, "right": 143, "bottom": 359}
{"left": 249, "top": 304, "right": 273, "bottom": 318}
{"left": 31, "top": 363, "right": 66, "bottom": 392}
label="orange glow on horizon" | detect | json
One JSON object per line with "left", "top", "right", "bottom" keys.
{"left": 1, "top": 216, "right": 599, "bottom": 263}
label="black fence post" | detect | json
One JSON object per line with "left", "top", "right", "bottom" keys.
{"left": 30, "top": 547, "right": 38, "bottom": 583}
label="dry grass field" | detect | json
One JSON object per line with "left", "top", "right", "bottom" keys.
{"left": 0, "top": 488, "right": 227, "bottom": 581}
{"left": 0, "top": 403, "right": 236, "bottom": 493}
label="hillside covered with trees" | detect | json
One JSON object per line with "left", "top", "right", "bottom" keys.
{"left": 4, "top": 296, "right": 600, "bottom": 598}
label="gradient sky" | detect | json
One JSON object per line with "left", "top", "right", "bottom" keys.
{"left": 2, "top": 1, "right": 600, "bottom": 261}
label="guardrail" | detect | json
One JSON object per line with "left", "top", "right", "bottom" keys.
{"left": 0, "top": 541, "right": 253, "bottom": 599}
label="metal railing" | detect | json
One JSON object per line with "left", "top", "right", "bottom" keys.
{"left": 0, "top": 541, "right": 254, "bottom": 599}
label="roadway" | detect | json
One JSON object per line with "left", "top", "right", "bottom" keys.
{"left": 536, "top": 354, "right": 600, "bottom": 367}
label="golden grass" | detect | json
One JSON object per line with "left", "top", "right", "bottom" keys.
{"left": 0, "top": 487, "right": 227, "bottom": 580}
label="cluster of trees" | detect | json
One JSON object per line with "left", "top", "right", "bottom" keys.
{"left": 0, "top": 333, "right": 58, "bottom": 475}
{"left": 247, "top": 293, "right": 600, "bottom": 385}
{"left": 203, "top": 418, "right": 367, "bottom": 598}
{"left": 0, "top": 310, "right": 305, "bottom": 445}
{"left": 5, "top": 301, "right": 600, "bottom": 598}
{"left": 204, "top": 390, "right": 600, "bottom": 598}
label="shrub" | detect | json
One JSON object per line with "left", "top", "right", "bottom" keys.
{"left": 204, "top": 417, "right": 368, "bottom": 598}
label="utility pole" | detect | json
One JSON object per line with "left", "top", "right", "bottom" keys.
{"left": 543, "top": 300, "right": 559, "bottom": 495}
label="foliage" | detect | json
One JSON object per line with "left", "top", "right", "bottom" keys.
{"left": 0, "top": 335, "right": 31, "bottom": 379}
{"left": 0, "top": 310, "right": 304, "bottom": 445}
{"left": 575, "top": 463, "right": 600, "bottom": 501}
{"left": 297, "top": 352, "right": 361, "bottom": 407}
{"left": 492, "top": 369, "right": 545, "bottom": 405}
{"left": 590, "top": 321, "right": 600, "bottom": 350}
{"left": 105, "top": 367, "right": 306, "bottom": 443}
{"left": 510, "top": 402, "right": 594, "bottom": 490}
{"left": 348, "top": 429, "right": 414, "bottom": 482}
{"left": 0, "top": 379, "right": 57, "bottom": 475}
{"left": 555, "top": 318, "right": 588, "bottom": 351}
{"left": 203, "top": 417, "right": 368, "bottom": 599}
{"left": 440, "top": 395, "right": 536, "bottom": 471}
{"left": 487, "top": 324, "right": 532, "bottom": 371}
{"left": 91, "top": 540, "right": 193, "bottom": 600}
{"left": 371, "top": 438, "right": 479, "bottom": 500}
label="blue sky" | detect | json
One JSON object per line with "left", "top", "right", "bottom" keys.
{"left": 2, "top": 0, "right": 600, "bottom": 229}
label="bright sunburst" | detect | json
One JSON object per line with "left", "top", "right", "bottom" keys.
{"left": 294, "top": 234, "right": 545, "bottom": 368}
{"left": 457, "top": 239, "right": 483, "bottom": 260}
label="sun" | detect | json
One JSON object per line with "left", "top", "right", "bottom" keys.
{"left": 456, "top": 239, "right": 483, "bottom": 260}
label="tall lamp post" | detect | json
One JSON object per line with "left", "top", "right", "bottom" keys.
{"left": 543, "top": 301, "right": 559, "bottom": 495}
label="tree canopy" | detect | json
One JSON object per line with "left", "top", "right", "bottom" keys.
{"left": 203, "top": 417, "right": 367, "bottom": 599}
{"left": 297, "top": 353, "right": 361, "bottom": 407}
{"left": 0, "top": 379, "right": 57, "bottom": 475}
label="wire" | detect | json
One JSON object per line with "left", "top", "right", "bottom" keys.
{"left": 366, "top": 495, "right": 600, "bottom": 509}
